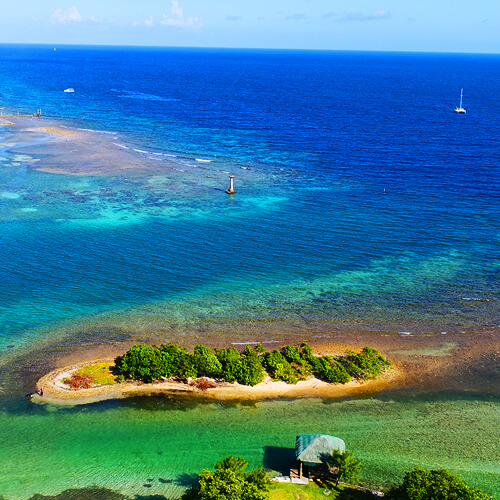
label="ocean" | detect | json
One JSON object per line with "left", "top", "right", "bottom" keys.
{"left": 0, "top": 45, "right": 498, "bottom": 498}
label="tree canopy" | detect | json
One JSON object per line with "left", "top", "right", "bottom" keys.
{"left": 182, "top": 455, "right": 270, "bottom": 500}
{"left": 115, "top": 342, "right": 391, "bottom": 386}
{"left": 325, "top": 449, "right": 363, "bottom": 486}
{"left": 385, "top": 467, "right": 494, "bottom": 500}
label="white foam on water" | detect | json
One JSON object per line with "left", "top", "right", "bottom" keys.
{"left": 231, "top": 340, "right": 279, "bottom": 345}
{"left": 78, "top": 128, "right": 118, "bottom": 135}
{"left": 195, "top": 159, "right": 211, "bottom": 163}
{"left": 0, "top": 192, "right": 21, "bottom": 199}
{"left": 113, "top": 143, "right": 129, "bottom": 150}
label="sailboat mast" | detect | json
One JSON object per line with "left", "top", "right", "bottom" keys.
{"left": 460, "top": 88, "right": 463, "bottom": 108}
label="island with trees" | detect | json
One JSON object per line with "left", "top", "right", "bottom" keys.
{"left": 36, "top": 342, "right": 394, "bottom": 404}
{"left": 115, "top": 342, "right": 391, "bottom": 386}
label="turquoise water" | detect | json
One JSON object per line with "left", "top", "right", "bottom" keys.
{"left": 0, "top": 47, "right": 499, "bottom": 499}
{"left": 0, "top": 395, "right": 498, "bottom": 499}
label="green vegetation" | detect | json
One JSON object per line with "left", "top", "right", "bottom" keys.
{"left": 326, "top": 450, "right": 363, "bottom": 486}
{"left": 115, "top": 342, "right": 391, "bottom": 386}
{"left": 75, "top": 362, "right": 117, "bottom": 386}
{"left": 386, "top": 467, "right": 494, "bottom": 500}
{"left": 182, "top": 455, "right": 270, "bottom": 500}
{"left": 269, "top": 482, "right": 371, "bottom": 500}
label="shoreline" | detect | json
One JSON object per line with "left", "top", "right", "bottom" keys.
{"left": 21, "top": 327, "right": 499, "bottom": 406}
{"left": 34, "top": 355, "right": 399, "bottom": 406}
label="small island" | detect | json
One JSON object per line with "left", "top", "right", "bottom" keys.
{"left": 36, "top": 343, "right": 394, "bottom": 405}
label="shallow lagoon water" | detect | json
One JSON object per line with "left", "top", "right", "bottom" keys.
{"left": 1, "top": 394, "right": 498, "bottom": 499}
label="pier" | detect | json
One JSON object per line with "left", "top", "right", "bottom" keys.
{"left": 0, "top": 112, "right": 41, "bottom": 126}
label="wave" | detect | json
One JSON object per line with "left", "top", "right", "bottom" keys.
{"left": 77, "top": 128, "right": 117, "bottom": 135}
{"left": 195, "top": 159, "right": 211, "bottom": 163}
{"left": 115, "top": 90, "right": 179, "bottom": 102}
{"left": 231, "top": 340, "right": 279, "bottom": 345}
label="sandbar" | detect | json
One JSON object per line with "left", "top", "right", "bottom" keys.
{"left": 34, "top": 357, "right": 398, "bottom": 406}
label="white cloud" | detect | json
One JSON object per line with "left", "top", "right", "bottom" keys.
{"left": 161, "top": 1, "right": 202, "bottom": 28}
{"left": 51, "top": 6, "right": 82, "bottom": 24}
{"left": 144, "top": 16, "right": 154, "bottom": 27}
{"left": 285, "top": 13, "right": 307, "bottom": 21}
{"left": 339, "top": 9, "right": 391, "bottom": 22}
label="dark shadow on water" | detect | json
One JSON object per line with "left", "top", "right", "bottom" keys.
{"left": 263, "top": 446, "right": 295, "bottom": 474}
{"left": 27, "top": 487, "right": 130, "bottom": 500}
{"left": 174, "top": 473, "right": 199, "bottom": 488}
{"left": 134, "top": 496, "right": 173, "bottom": 500}
{"left": 26, "top": 488, "right": 175, "bottom": 500}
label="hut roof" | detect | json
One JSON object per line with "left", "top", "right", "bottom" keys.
{"left": 295, "top": 434, "right": 345, "bottom": 465}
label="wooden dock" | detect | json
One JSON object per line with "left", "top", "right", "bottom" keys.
{"left": 0, "top": 113, "right": 41, "bottom": 126}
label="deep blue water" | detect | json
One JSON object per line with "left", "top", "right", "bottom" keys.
{"left": 0, "top": 45, "right": 499, "bottom": 349}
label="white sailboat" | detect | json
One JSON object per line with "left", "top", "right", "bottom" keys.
{"left": 454, "top": 88, "right": 466, "bottom": 114}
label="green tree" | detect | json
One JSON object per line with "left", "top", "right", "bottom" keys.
{"left": 160, "top": 343, "right": 197, "bottom": 379}
{"left": 215, "top": 347, "right": 243, "bottom": 383}
{"left": 264, "top": 349, "right": 297, "bottom": 383}
{"left": 117, "top": 344, "right": 167, "bottom": 382}
{"left": 386, "top": 467, "right": 493, "bottom": 500}
{"left": 239, "top": 346, "right": 265, "bottom": 386}
{"left": 193, "top": 345, "right": 223, "bottom": 378}
{"left": 315, "top": 357, "right": 351, "bottom": 384}
{"left": 254, "top": 343, "right": 266, "bottom": 354}
{"left": 326, "top": 449, "right": 363, "bottom": 486}
{"left": 338, "top": 347, "right": 391, "bottom": 381}
{"left": 183, "top": 455, "right": 270, "bottom": 500}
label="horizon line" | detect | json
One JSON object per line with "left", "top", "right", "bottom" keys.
{"left": 0, "top": 42, "right": 499, "bottom": 56}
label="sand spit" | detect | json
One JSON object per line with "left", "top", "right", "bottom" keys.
{"left": 3, "top": 116, "right": 177, "bottom": 177}
{"left": 34, "top": 358, "right": 397, "bottom": 406}
{"left": 26, "top": 328, "right": 500, "bottom": 406}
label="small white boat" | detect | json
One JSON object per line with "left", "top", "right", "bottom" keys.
{"left": 454, "top": 88, "right": 466, "bottom": 114}
{"left": 64, "top": 88, "right": 74, "bottom": 93}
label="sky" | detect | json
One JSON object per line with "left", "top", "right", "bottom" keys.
{"left": 0, "top": 0, "right": 498, "bottom": 53}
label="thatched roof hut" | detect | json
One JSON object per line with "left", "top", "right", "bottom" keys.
{"left": 295, "top": 434, "right": 346, "bottom": 477}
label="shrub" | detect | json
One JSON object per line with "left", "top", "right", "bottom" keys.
{"left": 264, "top": 349, "right": 298, "bottom": 383}
{"left": 338, "top": 347, "right": 391, "bottom": 381}
{"left": 118, "top": 344, "right": 165, "bottom": 383}
{"left": 192, "top": 377, "right": 218, "bottom": 390}
{"left": 215, "top": 347, "right": 243, "bottom": 383}
{"left": 193, "top": 345, "right": 223, "bottom": 378}
{"left": 254, "top": 343, "right": 266, "bottom": 354}
{"left": 325, "top": 449, "right": 363, "bottom": 486}
{"left": 315, "top": 357, "right": 351, "bottom": 384}
{"left": 161, "top": 343, "right": 197, "bottom": 379}
{"left": 281, "top": 345, "right": 302, "bottom": 363}
{"left": 385, "top": 467, "right": 493, "bottom": 500}
{"left": 64, "top": 373, "right": 94, "bottom": 389}
{"left": 182, "top": 455, "right": 270, "bottom": 500}
{"left": 215, "top": 346, "right": 265, "bottom": 386}
{"left": 239, "top": 346, "right": 265, "bottom": 386}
